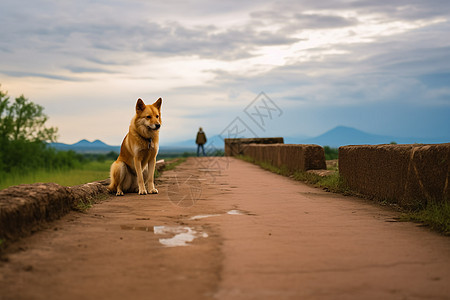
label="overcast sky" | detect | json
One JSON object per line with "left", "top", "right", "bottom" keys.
{"left": 1, "top": 0, "right": 449, "bottom": 145}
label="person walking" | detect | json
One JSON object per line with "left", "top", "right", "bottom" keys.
{"left": 196, "top": 127, "right": 207, "bottom": 156}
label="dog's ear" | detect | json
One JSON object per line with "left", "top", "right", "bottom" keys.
{"left": 136, "top": 98, "right": 146, "bottom": 112}
{"left": 153, "top": 98, "right": 162, "bottom": 111}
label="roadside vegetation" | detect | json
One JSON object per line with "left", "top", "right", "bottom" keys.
{"left": 0, "top": 153, "right": 187, "bottom": 190}
{"left": 237, "top": 155, "right": 348, "bottom": 195}
{"left": 0, "top": 159, "right": 113, "bottom": 189}
{"left": 323, "top": 146, "right": 339, "bottom": 160}
{"left": 237, "top": 154, "right": 450, "bottom": 236}
{"left": 0, "top": 86, "right": 117, "bottom": 189}
{"left": 162, "top": 157, "right": 187, "bottom": 171}
{"left": 400, "top": 202, "right": 450, "bottom": 235}
{"left": 0, "top": 87, "right": 78, "bottom": 185}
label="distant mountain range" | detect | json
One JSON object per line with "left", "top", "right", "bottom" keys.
{"left": 50, "top": 139, "right": 198, "bottom": 154}
{"left": 49, "top": 126, "right": 448, "bottom": 153}
{"left": 286, "top": 126, "right": 449, "bottom": 148}
{"left": 50, "top": 139, "right": 121, "bottom": 153}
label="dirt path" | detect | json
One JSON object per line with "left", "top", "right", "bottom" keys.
{"left": 1, "top": 157, "right": 449, "bottom": 300}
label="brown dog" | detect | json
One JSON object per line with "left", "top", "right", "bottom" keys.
{"left": 108, "top": 98, "right": 162, "bottom": 196}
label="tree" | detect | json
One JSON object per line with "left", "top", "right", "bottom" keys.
{"left": 0, "top": 88, "right": 13, "bottom": 142}
{"left": 1, "top": 85, "right": 61, "bottom": 174}
{"left": 0, "top": 86, "right": 57, "bottom": 143}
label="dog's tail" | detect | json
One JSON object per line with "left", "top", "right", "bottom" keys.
{"left": 108, "top": 161, "right": 120, "bottom": 192}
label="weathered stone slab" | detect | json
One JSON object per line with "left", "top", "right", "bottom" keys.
{"left": 339, "top": 143, "right": 450, "bottom": 208}
{"left": 0, "top": 160, "right": 166, "bottom": 244}
{"left": 0, "top": 182, "right": 109, "bottom": 243}
{"left": 224, "top": 137, "right": 284, "bottom": 156}
{"left": 242, "top": 144, "right": 326, "bottom": 172}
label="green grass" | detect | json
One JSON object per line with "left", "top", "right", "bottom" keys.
{"left": 153, "top": 157, "right": 187, "bottom": 179}
{"left": 74, "top": 198, "right": 94, "bottom": 212}
{"left": 0, "top": 160, "right": 112, "bottom": 190}
{"left": 163, "top": 157, "right": 188, "bottom": 171}
{"left": 294, "top": 171, "right": 349, "bottom": 194}
{"left": 73, "top": 193, "right": 110, "bottom": 212}
{"left": 400, "top": 201, "right": 450, "bottom": 236}
{"left": 0, "top": 157, "right": 189, "bottom": 190}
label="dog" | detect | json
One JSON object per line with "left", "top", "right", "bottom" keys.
{"left": 108, "top": 98, "right": 162, "bottom": 196}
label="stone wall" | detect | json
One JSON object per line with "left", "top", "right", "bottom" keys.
{"left": 0, "top": 160, "right": 166, "bottom": 244}
{"left": 242, "top": 144, "right": 326, "bottom": 172}
{"left": 0, "top": 181, "right": 109, "bottom": 243}
{"left": 224, "top": 137, "right": 284, "bottom": 156}
{"left": 339, "top": 143, "right": 450, "bottom": 208}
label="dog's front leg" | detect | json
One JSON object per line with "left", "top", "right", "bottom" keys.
{"left": 146, "top": 157, "right": 158, "bottom": 194}
{"left": 134, "top": 157, "right": 147, "bottom": 195}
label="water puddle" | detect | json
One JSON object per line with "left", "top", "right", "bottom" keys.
{"left": 121, "top": 209, "right": 251, "bottom": 247}
{"left": 227, "top": 209, "right": 245, "bottom": 215}
{"left": 154, "top": 226, "right": 208, "bottom": 247}
{"left": 189, "top": 209, "right": 249, "bottom": 220}
{"left": 190, "top": 214, "right": 221, "bottom": 220}
{"left": 120, "top": 225, "right": 208, "bottom": 247}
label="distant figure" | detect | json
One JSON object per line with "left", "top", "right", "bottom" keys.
{"left": 196, "top": 127, "right": 207, "bottom": 156}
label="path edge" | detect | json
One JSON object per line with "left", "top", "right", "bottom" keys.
{"left": 0, "top": 161, "right": 166, "bottom": 248}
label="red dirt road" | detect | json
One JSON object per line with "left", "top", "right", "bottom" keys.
{"left": 1, "top": 157, "right": 449, "bottom": 300}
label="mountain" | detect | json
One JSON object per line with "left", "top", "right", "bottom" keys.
{"left": 164, "top": 127, "right": 449, "bottom": 149}
{"left": 50, "top": 139, "right": 120, "bottom": 154}
{"left": 50, "top": 128, "right": 448, "bottom": 154}
{"left": 300, "top": 126, "right": 392, "bottom": 147}
{"left": 299, "top": 126, "right": 449, "bottom": 148}
{"left": 51, "top": 139, "right": 199, "bottom": 155}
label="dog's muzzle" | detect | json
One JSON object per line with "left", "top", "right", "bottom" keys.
{"left": 148, "top": 124, "right": 161, "bottom": 130}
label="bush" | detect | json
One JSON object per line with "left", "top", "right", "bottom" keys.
{"left": 0, "top": 86, "right": 85, "bottom": 181}
{"left": 324, "top": 146, "right": 338, "bottom": 160}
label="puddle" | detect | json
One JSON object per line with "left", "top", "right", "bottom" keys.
{"left": 121, "top": 224, "right": 208, "bottom": 247}
{"left": 190, "top": 209, "right": 249, "bottom": 220}
{"left": 154, "top": 226, "right": 208, "bottom": 247}
{"left": 227, "top": 209, "right": 245, "bottom": 215}
{"left": 121, "top": 210, "right": 251, "bottom": 247}
{"left": 190, "top": 214, "right": 221, "bottom": 220}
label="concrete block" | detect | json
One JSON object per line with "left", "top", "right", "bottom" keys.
{"left": 339, "top": 144, "right": 450, "bottom": 208}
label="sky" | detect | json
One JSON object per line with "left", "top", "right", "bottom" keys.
{"left": 1, "top": 0, "right": 449, "bottom": 146}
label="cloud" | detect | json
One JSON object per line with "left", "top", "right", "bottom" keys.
{"left": 2, "top": 0, "right": 448, "bottom": 68}
{"left": 0, "top": 70, "right": 85, "bottom": 82}
{"left": 251, "top": 10, "right": 358, "bottom": 31}
{"left": 65, "top": 66, "right": 118, "bottom": 74}
{"left": 0, "top": 0, "right": 449, "bottom": 144}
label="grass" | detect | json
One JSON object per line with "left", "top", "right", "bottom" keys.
{"left": 294, "top": 171, "right": 350, "bottom": 194}
{"left": 164, "top": 157, "right": 188, "bottom": 171}
{"left": 400, "top": 201, "right": 450, "bottom": 236}
{"left": 0, "top": 160, "right": 112, "bottom": 190}
{"left": 73, "top": 193, "right": 110, "bottom": 212}
{"left": 237, "top": 155, "right": 450, "bottom": 236}
{"left": 74, "top": 198, "right": 94, "bottom": 212}
{"left": 0, "top": 157, "right": 189, "bottom": 190}
{"left": 154, "top": 157, "right": 187, "bottom": 179}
